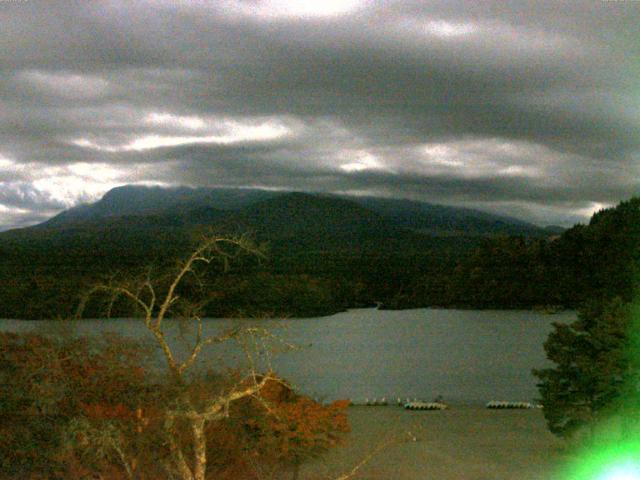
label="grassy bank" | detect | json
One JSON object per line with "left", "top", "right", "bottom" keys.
{"left": 302, "top": 405, "right": 568, "bottom": 480}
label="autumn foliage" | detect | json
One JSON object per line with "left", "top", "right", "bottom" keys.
{"left": 0, "top": 332, "right": 350, "bottom": 479}
{"left": 205, "top": 377, "right": 350, "bottom": 479}
{"left": 0, "top": 331, "right": 149, "bottom": 478}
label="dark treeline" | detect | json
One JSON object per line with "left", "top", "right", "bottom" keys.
{"left": 530, "top": 200, "right": 640, "bottom": 440}
{"left": 445, "top": 197, "right": 640, "bottom": 309}
{"left": 0, "top": 195, "right": 638, "bottom": 319}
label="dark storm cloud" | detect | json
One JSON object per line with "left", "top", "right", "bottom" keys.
{"left": 0, "top": 0, "right": 638, "bottom": 229}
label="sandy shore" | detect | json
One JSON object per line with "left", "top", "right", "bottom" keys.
{"left": 301, "top": 405, "right": 569, "bottom": 480}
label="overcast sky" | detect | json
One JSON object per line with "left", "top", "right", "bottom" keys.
{"left": 1, "top": 0, "right": 638, "bottom": 229}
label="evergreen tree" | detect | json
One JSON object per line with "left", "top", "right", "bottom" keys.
{"left": 533, "top": 298, "right": 639, "bottom": 438}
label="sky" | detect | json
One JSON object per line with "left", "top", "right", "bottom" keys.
{"left": 0, "top": 0, "right": 638, "bottom": 230}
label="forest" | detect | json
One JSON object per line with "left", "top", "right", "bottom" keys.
{"left": 0, "top": 191, "right": 637, "bottom": 320}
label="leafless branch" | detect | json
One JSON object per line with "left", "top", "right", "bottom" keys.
{"left": 73, "top": 235, "right": 286, "bottom": 480}
{"left": 332, "top": 430, "right": 418, "bottom": 480}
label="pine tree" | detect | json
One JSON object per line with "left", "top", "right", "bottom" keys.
{"left": 533, "top": 298, "right": 639, "bottom": 438}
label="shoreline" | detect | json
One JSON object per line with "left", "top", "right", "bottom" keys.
{"left": 2, "top": 305, "right": 573, "bottom": 322}
{"left": 301, "top": 405, "right": 568, "bottom": 480}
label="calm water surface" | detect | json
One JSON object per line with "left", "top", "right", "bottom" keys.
{"left": 0, "top": 308, "right": 574, "bottom": 404}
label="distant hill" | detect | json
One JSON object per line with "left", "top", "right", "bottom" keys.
{"left": 34, "top": 185, "right": 555, "bottom": 237}
{"left": 349, "top": 196, "right": 546, "bottom": 237}
{"left": 0, "top": 190, "right": 452, "bottom": 268}
{"left": 41, "top": 185, "right": 279, "bottom": 227}
{"left": 0, "top": 185, "right": 586, "bottom": 320}
{"left": 225, "top": 192, "right": 427, "bottom": 254}
{"left": 1, "top": 185, "right": 557, "bottom": 271}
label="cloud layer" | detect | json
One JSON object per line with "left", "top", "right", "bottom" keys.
{"left": 1, "top": 0, "right": 638, "bottom": 229}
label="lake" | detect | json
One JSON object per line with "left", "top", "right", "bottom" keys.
{"left": 0, "top": 308, "right": 574, "bottom": 405}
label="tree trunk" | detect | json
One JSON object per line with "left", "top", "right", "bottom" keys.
{"left": 166, "top": 418, "right": 194, "bottom": 480}
{"left": 192, "top": 417, "right": 208, "bottom": 480}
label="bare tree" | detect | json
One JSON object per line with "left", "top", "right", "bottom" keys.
{"left": 73, "top": 234, "right": 412, "bottom": 480}
{"left": 76, "top": 234, "right": 285, "bottom": 480}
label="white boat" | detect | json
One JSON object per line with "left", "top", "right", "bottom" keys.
{"left": 485, "top": 401, "right": 534, "bottom": 409}
{"left": 404, "top": 401, "right": 448, "bottom": 411}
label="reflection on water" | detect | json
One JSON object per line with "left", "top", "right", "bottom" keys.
{"left": 0, "top": 308, "right": 574, "bottom": 404}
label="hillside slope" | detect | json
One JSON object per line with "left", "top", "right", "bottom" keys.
{"left": 32, "top": 185, "right": 554, "bottom": 237}
{"left": 1, "top": 186, "right": 600, "bottom": 320}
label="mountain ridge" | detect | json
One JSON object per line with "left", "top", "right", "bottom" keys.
{"left": 0, "top": 188, "right": 637, "bottom": 320}
{"left": 29, "top": 185, "right": 557, "bottom": 238}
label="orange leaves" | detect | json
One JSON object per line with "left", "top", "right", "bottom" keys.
{"left": 266, "top": 396, "right": 351, "bottom": 453}
{"left": 0, "top": 332, "right": 153, "bottom": 478}
{"left": 330, "top": 399, "right": 351, "bottom": 410}
{"left": 80, "top": 402, "right": 137, "bottom": 421}
{"left": 1, "top": 331, "right": 350, "bottom": 480}
{"left": 195, "top": 377, "right": 351, "bottom": 478}
{"left": 255, "top": 376, "right": 296, "bottom": 403}
{"left": 241, "top": 380, "right": 351, "bottom": 464}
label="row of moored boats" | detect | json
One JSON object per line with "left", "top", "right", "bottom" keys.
{"left": 349, "top": 398, "right": 541, "bottom": 410}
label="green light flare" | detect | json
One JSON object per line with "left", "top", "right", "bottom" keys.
{"left": 560, "top": 440, "right": 640, "bottom": 480}
{"left": 559, "top": 302, "right": 640, "bottom": 480}
{"left": 598, "top": 463, "right": 640, "bottom": 480}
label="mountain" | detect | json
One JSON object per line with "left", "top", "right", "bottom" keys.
{"left": 41, "top": 185, "right": 279, "bottom": 227}
{"left": 0, "top": 185, "right": 578, "bottom": 320}
{"left": 1, "top": 185, "right": 555, "bottom": 272}
{"left": 347, "top": 196, "right": 545, "bottom": 236}
{"left": 34, "top": 185, "right": 555, "bottom": 237}
{"left": 226, "top": 192, "right": 417, "bottom": 250}
{"left": 2, "top": 191, "right": 442, "bottom": 265}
